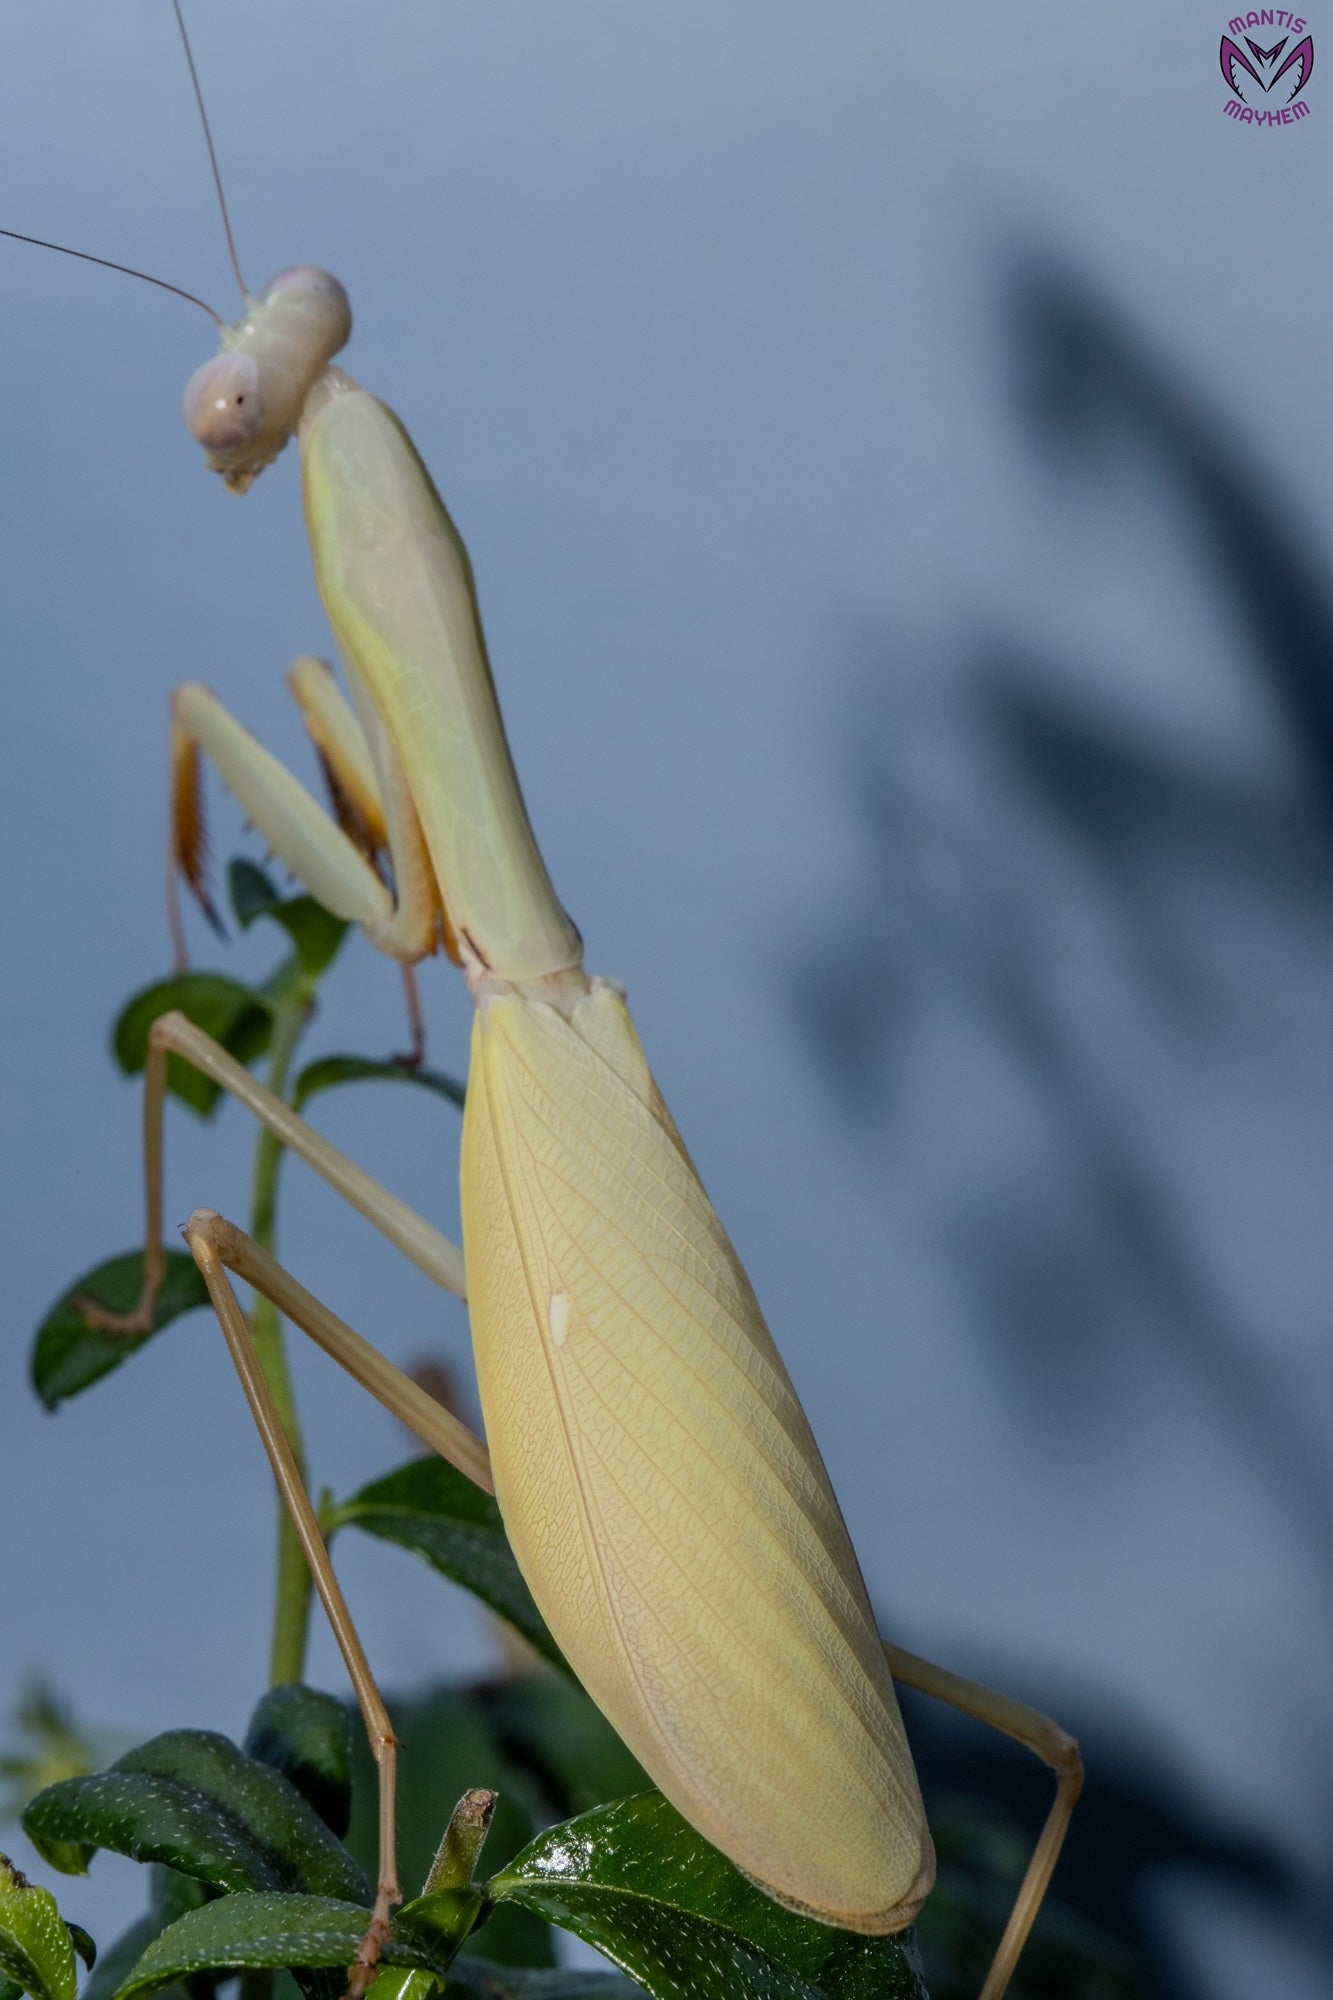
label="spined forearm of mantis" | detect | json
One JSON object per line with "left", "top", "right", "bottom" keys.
{"left": 63, "top": 222, "right": 1081, "bottom": 2000}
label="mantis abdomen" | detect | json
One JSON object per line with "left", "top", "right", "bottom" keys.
{"left": 463, "top": 976, "right": 935, "bottom": 1932}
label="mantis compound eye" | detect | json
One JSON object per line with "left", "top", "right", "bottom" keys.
{"left": 260, "top": 265, "right": 352, "bottom": 361}
{"left": 182, "top": 351, "right": 264, "bottom": 450}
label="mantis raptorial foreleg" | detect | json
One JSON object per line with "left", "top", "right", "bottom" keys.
{"left": 77, "top": 1009, "right": 464, "bottom": 1335}
{"left": 170, "top": 672, "right": 441, "bottom": 968}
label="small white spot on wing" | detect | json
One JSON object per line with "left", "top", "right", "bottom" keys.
{"left": 547, "top": 1289, "right": 569, "bottom": 1349}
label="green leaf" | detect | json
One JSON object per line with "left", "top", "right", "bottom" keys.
{"left": 488, "top": 1795, "right": 929, "bottom": 2000}
{"left": 482, "top": 1679, "right": 648, "bottom": 1818}
{"left": 329, "top": 1462, "right": 563, "bottom": 1673}
{"left": 31, "top": 1251, "right": 210, "bottom": 1410}
{"left": 449, "top": 1962, "right": 644, "bottom": 1999}
{"left": 114, "top": 975, "right": 274, "bottom": 1115}
{"left": 292, "top": 1058, "right": 465, "bottom": 1116}
{"left": 395, "top": 1886, "right": 482, "bottom": 1962}
{"left": 111, "top": 1894, "right": 461, "bottom": 2000}
{"left": 244, "top": 1688, "right": 353, "bottom": 1840}
{"left": 23, "top": 1731, "right": 368, "bottom": 1905}
{"left": 228, "top": 859, "right": 281, "bottom": 928}
{"left": 265, "top": 899, "right": 348, "bottom": 981}
{"left": 0, "top": 1856, "right": 77, "bottom": 2000}
{"left": 333, "top": 1877, "right": 487, "bottom": 2000}
{"left": 227, "top": 863, "right": 348, "bottom": 980}
{"left": 65, "top": 1930, "right": 94, "bottom": 1974}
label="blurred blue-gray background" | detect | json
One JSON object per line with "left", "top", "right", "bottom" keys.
{"left": 3, "top": 3, "right": 1331, "bottom": 1992}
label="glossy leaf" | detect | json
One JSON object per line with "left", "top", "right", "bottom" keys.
{"left": 292, "top": 1058, "right": 464, "bottom": 1116}
{"left": 30, "top": 1252, "right": 210, "bottom": 1410}
{"left": 244, "top": 1688, "right": 353, "bottom": 1839}
{"left": 328, "top": 1461, "right": 563, "bottom": 1671}
{"left": 449, "top": 1962, "right": 644, "bottom": 1999}
{"left": 114, "top": 975, "right": 273, "bottom": 1115}
{"left": 23, "top": 1731, "right": 368, "bottom": 1905}
{"left": 488, "top": 1794, "right": 928, "bottom": 2000}
{"left": 0, "top": 1857, "right": 76, "bottom": 2000}
{"left": 112, "top": 1894, "right": 461, "bottom": 2000}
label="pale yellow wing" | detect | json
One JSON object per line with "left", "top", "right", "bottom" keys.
{"left": 461, "top": 978, "right": 933, "bottom": 1932}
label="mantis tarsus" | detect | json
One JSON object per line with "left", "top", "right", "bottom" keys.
{"left": 19, "top": 9, "right": 1082, "bottom": 1996}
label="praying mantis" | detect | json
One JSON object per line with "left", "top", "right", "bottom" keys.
{"left": 14, "top": 8, "right": 1082, "bottom": 1996}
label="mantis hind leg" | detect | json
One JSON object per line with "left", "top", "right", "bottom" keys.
{"left": 882, "top": 1641, "right": 1082, "bottom": 2000}
{"left": 186, "top": 1208, "right": 489, "bottom": 1490}
{"left": 77, "top": 1009, "right": 465, "bottom": 1338}
{"left": 183, "top": 1210, "right": 495, "bottom": 1998}
{"left": 187, "top": 1212, "right": 398, "bottom": 1999}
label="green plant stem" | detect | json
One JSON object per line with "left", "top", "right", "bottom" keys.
{"left": 247, "top": 987, "right": 316, "bottom": 1688}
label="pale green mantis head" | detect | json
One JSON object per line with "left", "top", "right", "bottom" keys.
{"left": 183, "top": 265, "right": 352, "bottom": 493}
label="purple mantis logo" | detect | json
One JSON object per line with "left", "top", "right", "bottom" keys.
{"left": 1220, "top": 11, "right": 1314, "bottom": 120}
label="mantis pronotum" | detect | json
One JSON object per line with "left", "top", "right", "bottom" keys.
{"left": 14, "top": 9, "right": 1082, "bottom": 1996}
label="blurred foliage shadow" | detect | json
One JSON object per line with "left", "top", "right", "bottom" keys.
{"left": 792, "top": 250, "right": 1333, "bottom": 1990}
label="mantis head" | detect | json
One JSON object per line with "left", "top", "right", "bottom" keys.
{"left": 183, "top": 265, "right": 351, "bottom": 493}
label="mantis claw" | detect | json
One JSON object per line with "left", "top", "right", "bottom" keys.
{"left": 73, "top": 1242, "right": 168, "bottom": 1338}
{"left": 73, "top": 1282, "right": 162, "bottom": 1339}
{"left": 343, "top": 1889, "right": 397, "bottom": 2000}
{"left": 387, "top": 963, "right": 427, "bottom": 1071}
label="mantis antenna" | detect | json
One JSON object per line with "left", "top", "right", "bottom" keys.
{"left": 0, "top": 0, "right": 247, "bottom": 322}
{"left": 170, "top": 0, "right": 249, "bottom": 299}
{"left": 0, "top": 227, "right": 221, "bottom": 324}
